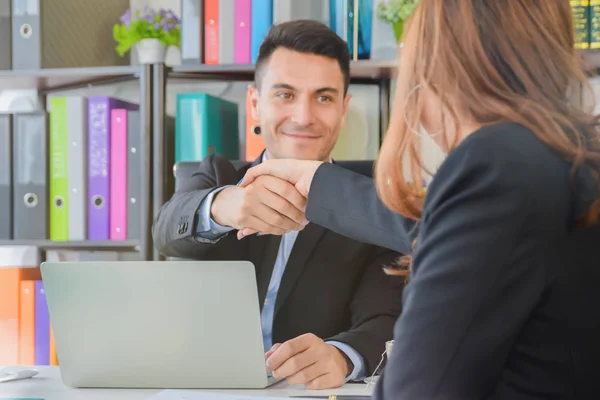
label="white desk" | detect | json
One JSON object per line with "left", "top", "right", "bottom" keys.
{"left": 0, "top": 366, "right": 373, "bottom": 399}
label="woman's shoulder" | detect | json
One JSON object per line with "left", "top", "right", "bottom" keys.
{"left": 452, "top": 122, "right": 565, "bottom": 173}
{"left": 425, "top": 122, "right": 577, "bottom": 220}
{"left": 435, "top": 122, "right": 570, "bottom": 187}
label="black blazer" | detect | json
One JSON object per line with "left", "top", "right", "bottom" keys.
{"left": 305, "top": 123, "right": 600, "bottom": 399}
{"left": 152, "top": 155, "right": 406, "bottom": 375}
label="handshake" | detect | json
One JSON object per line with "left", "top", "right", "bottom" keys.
{"left": 210, "top": 159, "right": 324, "bottom": 239}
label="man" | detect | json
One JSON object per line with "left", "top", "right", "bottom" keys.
{"left": 152, "top": 20, "right": 405, "bottom": 390}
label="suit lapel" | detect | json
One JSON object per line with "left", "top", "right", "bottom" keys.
{"left": 274, "top": 222, "right": 327, "bottom": 317}
{"left": 252, "top": 234, "right": 282, "bottom": 309}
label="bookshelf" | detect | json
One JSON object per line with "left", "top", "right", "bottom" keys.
{"left": 0, "top": 64, "right": 154, "bottom": 262}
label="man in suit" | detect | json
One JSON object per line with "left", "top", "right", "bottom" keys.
{"left": 152, "top": 20, "right": 405, "bottom": 390}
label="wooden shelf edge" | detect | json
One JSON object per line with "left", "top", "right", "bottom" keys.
{"left": 0, "top": 240, "right": 140, "bottom": 251}
{"left": 0, "top": 65, "right": 142, "bottom": 92}
{"left": 169, "top": 59, "right": 399, "bottom": 81}
{"left": 169, "top": 51, "right": 600, "bottom": 80}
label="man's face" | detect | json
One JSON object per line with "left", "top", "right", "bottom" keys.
{"left": 249, "top": 47, "right": 351, "bottom": 162}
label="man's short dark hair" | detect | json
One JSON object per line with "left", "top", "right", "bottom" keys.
{"left": 254, "top": 19, "right": 351, "bottom": 94}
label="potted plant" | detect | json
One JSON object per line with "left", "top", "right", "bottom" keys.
{"left": 113, "top": 7, "right": 181, "bottom": 64}
{"left": 376, "top": 0, "right": 419, "bottom": 42}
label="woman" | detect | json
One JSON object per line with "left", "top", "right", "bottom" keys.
{"left": 240, "top": 1, "right": 600, "bottom": 399}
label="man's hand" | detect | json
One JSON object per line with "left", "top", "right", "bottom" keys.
{"left": 210, "top": 175, "right": 308, "bottom": 235}
{"left": 236, "top": 160, "right": 323, "bottom": 239}
{"left": 265, "top": 333, "right": 352, "bottom": 390}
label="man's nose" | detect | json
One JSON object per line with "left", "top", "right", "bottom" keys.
{"left": 290, "top": 98, "right": 315, "bottom": 126}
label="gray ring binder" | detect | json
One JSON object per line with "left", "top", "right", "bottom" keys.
{"left": 23, "top": 192, "right": 37, "bottom": 207}
{"left": 19, "top": 23, "right": 31, "bottom": 38}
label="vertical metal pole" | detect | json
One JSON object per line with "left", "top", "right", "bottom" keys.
{"left": 379, "top": 78, "right": 391, "bottom": 143}
{"left": 138, "top": 64, "right": 153, "bottom": 261}
{"left": 152, "top": 63, "right": 166, "bottom": 261}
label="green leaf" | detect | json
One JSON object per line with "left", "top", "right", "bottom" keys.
{"left": 375, "top": 0, "right": 419, "bottom": 24}
{"left": 111, "top": 8, "right": 182, "bottom": 56}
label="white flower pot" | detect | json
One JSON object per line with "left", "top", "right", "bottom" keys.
{"left": 136, "top": 38, "right": 166, "bottom": 64}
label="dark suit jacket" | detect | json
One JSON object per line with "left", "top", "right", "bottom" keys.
{"left": 152, "top": 155, "right": 406, "bottom": 375}
{"left": 305, "top": 122, "right": 600, "bottom": 399}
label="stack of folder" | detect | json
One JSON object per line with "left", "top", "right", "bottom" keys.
{"left": 0, "top": 96, "right": 143, "bottom": 242}
{"left": 180, "top": 0, "right": 397, "bottom": 65}
{"left": 49, "top": 96, "right": 139, "bottom": 242}
{"left": 0, "top": 265, "right": 58, "bottom": 366}
{"left": 0, "top": 249, "right": 121, "bottom": 366}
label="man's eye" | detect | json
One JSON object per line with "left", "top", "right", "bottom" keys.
{"left": 278, "top": 93, "right": 292, "bottom": 99}
{"left": 318, "top": 96, "right": 332, "bottom": 102}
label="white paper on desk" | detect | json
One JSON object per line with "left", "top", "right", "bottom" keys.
{"left": 148, "top": 390, "right": 313, "bottom": 400}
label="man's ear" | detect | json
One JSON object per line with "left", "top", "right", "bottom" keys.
{"left": 339, "top": 93, "right": 352, "bottom": 129}
{"left": 248, "top": 84, "right": 260, "bottom": 120}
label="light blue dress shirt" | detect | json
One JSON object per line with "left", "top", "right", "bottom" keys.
{"left": 194, "top": 155, "right": 367, "bottom": 382}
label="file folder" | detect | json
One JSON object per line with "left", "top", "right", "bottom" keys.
{"left": 273, "top": 0, "right": 328, "bottom": 25}
{"left": 175, "top": 93, "right": 239, "bottom": 162}
{"left": 234, "top": 0, "right": 251, "bottom": 64}
{"left": 0, "top": 114, "right": 12, "bottom": 239}
{"left": 49, "top": 97, "right": 69, "bottom": 241}
{"left": 219, "top": 0, "right": 235, "bottom": 64}
{"left": 0, "top": 0, "right": 11, "bottom": 70}
{"left": 35, "top": 280, "right": 50, "bottom": 365}
{"left": 245, "top": 87, "right": 264, "bottom": 161}
{"left": 127, "top": 110, "right": 140, "bottom": 240}
{"left": 110, "top": 108, "right": 128, "bottom": 240}
{"left": 87, "top": 96, "right": 138, "bottom": 241}
{"left": 12, "top": 112, "right": 47, "bottom": 240}
{"left": 329, "top": 0, "right": 373, "bottom": 60}
{"left": 67, "top": 96, "right": 88, "bottom": 241}
{"left": 204, "top": 0, "right": 219, "bottom": 64}
{"left": 18, "top": 280, "right": 36, "bottom": 365}
{"left": 0, "top": 267, "right": 40, "bottom": 364}
{"left": 181, "top": 0, "right": 204, "bottom": 64}
{"left": 250, "top": 0, "right": 272, "bottom": 63}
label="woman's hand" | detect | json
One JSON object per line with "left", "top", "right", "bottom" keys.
{"left": 237, "top": 159, "right": 323, "bottom": 238}
{"left": 239, "top": 159, "right": 323, "bottom": 197}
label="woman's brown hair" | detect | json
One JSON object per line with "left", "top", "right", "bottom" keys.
{"left": 376, "top": 0, "right": 600, "bottom": 274}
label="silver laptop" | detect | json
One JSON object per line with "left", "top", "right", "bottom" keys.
{"left": 40, "top": 260, "right": 279, "bottom": 389}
